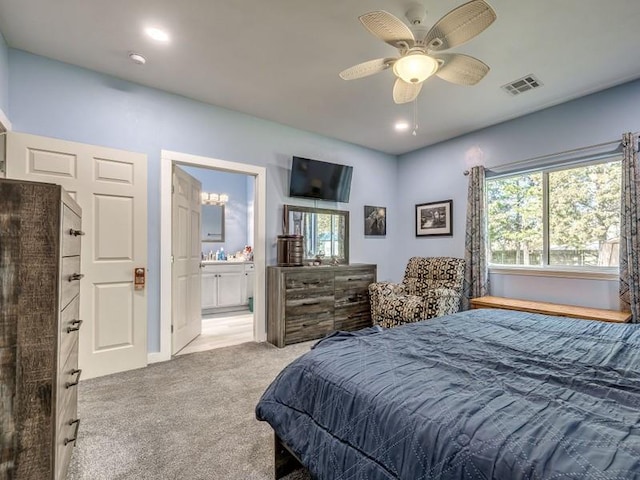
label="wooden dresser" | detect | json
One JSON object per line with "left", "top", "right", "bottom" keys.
{"left": 0, "top": 179, "right": 83, "bottom": 479}
{"left": 267, "top": 264, "right": 377, "bottom": 347}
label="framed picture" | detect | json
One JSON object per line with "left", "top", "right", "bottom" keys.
{"left": 364, "top": 205, "right": 386, "bottom": 236}
{"left": 416, "top": 200, "right": 453, "bottom": 237}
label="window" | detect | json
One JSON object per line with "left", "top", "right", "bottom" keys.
{"left": 486, "top": 159, "right": 621, "bottom": 269}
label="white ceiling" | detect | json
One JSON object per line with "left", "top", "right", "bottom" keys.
{"left": 1, "top": 1, "right": 640, "bottom": 155}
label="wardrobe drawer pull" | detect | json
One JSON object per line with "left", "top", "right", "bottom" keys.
{"left": 64, "top": 419, "right": 81, "bottom": 446}
{"left": 67, "top": 319, "right": 83, "bottom": 333}
{"left": 65, "top": 369, "right": 82, "bottom": 388}
{"left": 68, "top": 273, "right": 84, "bottom": 282}
{"left": 69, "top": 228, "right": 85, "bottom": 237}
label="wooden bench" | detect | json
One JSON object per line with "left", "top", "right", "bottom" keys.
{"left": 470, "top": 295, "right": 632, "bottom": 323}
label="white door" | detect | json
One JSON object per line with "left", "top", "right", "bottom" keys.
{"left": 171, "top": 166, "right": 202, "bottom": 354}
{"left": 6, "top": 132, "right": 147, "bottom": 379}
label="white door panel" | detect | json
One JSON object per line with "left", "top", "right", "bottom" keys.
{"left": 6, "top": 132, "right": 148, "bottom": 379}
{"left": 172, "top": 166, "right": 202, "bottom": 354}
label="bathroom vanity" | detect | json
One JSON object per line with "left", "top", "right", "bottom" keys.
{"left": 201, "top": 261, "right": 254, "bottom": 313}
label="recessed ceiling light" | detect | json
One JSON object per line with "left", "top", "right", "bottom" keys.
{"left": 395, "top": 121, "right": 410, "bottom": 131}
{"left": 129, "top": 52, "right": 147, "bottom": 65}
{"left": 145, "top": 27, "right": 170, "bottom": 43}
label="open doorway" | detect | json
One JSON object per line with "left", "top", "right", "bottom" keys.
{"left": 175, "top": 165, "right": 256, "bottom": 355}
{"left": 155, "top": 151, "right": 266, "bottom": 364}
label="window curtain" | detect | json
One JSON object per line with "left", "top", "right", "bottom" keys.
{"left": 462, "top": 165, "right": 488, "bottom": 310}
{"left": 619, "top": 132, "right": 639, "bottom": 323}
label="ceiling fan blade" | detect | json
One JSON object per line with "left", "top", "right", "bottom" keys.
{"left": 435, "top": 54, "right": 489, "bottom": 85}
{"left": 359, "top": 11, "right": 415, "bottom": 48}
{"left": 423, "top": 0, "right": 496, "bottom": 52}
{"left": 393, "top": 78, "right": 423, "bottom": 104}
{"left": 339, "top": 58, "right": 394, "bottom": 80}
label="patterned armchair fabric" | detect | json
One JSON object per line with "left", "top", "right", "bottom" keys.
{"left": 369, "top": 257, "right": 465, "bottom": 328}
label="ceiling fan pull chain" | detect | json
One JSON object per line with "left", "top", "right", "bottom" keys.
{"left": 412, "top": 98, "right": 419, "bottom": 136}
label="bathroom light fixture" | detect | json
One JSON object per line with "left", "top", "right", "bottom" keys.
{"left": 201, "top": 192, "right": 229, "bottom": 205}
{"left": 145, "top": 27, "right": 170, "bottom": 43}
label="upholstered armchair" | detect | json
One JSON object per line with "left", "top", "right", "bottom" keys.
{"left": 369, "top": 257, "right": 465, "bottom": 328}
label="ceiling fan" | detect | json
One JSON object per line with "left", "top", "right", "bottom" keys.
{"left": 339, "top": 0, "right": 497, "bottom": 104}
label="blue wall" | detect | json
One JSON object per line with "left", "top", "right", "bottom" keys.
{"left": 7, "top": 49, "right": 399, "bottom": 352}
{"left": 397, "top": 79, "right": 640, "bottom": 309}
{"left": 8, "top": 46, "right": 638, "bottom": 349}
{"left": 0, "top": 32, "right": 8, "bottom": 117}
{"left": 181, "top": 166, "right": 252, "bottom": 256}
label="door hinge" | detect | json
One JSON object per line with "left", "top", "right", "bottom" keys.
{"left": 171, "top": 255, "right": 174, "bottom": 263}
{"left": 171, "top": 325, "right": 174, "bottom": 333}
{"left": 172, "top": 185, "right": 175, "bottom": 194}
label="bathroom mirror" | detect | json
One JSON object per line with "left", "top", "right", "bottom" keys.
{"left": 283, "top": 205, "right": 349, "bottom": 264}
{"left": 202, "top": 204, "right": 225, "bottom": 242}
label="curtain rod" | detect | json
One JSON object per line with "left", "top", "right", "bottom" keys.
{"left": 463, "top": 132, "right": 639, "bottom": 176}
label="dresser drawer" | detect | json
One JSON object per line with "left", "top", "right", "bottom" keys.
{"left": 56, "top": 337, "right": 80, "bottom": 414}
{"left": 60, "top": 296, "right": 81, "bottom": 366}
{"left": 285, "top": 314, "right": 334, "bottom": 345}
{"left": 62, "top": 205, "right": 83, "bottom": 257}
{"left": 56, "top": 344, "right": 79, "bottom": 480}
{"left": 284, "top": 271, "right": 334, "bottom": 293}
{"left": 334, "top": 268, "right": 375, "bottom": 291}
{"left": 335, "top": 309, "right": 372, "bottom": 331}
{"left": 285, "top": 291, "right": 334, "bottom": 318}
{"left": 334, "top": 289, "right": 370, "bottom": 309}
{"left": 61, "top": 256, "right": 82, "bottom": 309}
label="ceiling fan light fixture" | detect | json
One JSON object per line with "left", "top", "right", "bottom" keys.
{"left": 393, "top": 53, "right": 438, "bottom": 84}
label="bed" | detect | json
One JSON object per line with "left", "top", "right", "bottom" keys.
{"left": 255, "top": 308, "right": 640, "bottom": 479}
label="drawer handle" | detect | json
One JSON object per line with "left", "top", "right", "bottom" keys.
{"left": 69, "top": 228, "right": 85, "bottom": 237}
{"left": 67, "top": 319, "right": 83, "bottom": 333}
{"left": 64, "top": 419, "right": 81, "bottom": 446}
{"left": 303, "top": 281, "right": 321, "bottom": 285}
{"left": 302, "top": 301, "right": 320, "bottom": 306}
{"left": 65, "top": 369, "right": 82, "bottom": 388}
{"left": 68, "top": 273, "right": 84, "bottom": 282}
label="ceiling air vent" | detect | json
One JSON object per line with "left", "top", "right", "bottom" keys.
{"left": 501, "top": 74, "right": 543, "bottom": 96}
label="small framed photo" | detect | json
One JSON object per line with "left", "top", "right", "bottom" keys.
{"left": 364, "top": 205, "right": 386, "bottom": 236}
{"left": 416, "top": 200, "right": 453, "bottom": 237}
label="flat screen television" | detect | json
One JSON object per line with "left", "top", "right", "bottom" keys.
{"left": 289, "top": 156, "right": 353, "bottom": 203}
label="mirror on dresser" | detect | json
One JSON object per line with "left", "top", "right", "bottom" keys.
{"left": 283, "top": 204, "right": 349, "bottom": 264}
{"left": 202, "top": 204, "right": 225, "bottom": 242}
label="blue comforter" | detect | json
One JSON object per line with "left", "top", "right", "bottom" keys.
{"left": 256, "top": 309, "right": 640, "bottom": 479}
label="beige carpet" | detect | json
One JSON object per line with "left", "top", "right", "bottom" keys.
{"left": 68, "top": 341, "right": 313, "bottom": 480}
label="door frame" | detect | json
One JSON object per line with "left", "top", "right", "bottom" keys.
{"left": 154, "top": 150, "right": 266, "bottom": 363}
{"left": 0, "top": 107, "right": 11, "bottom": 132}
{"left": 0, "top": 107, "right": 11, "bottom": 178}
